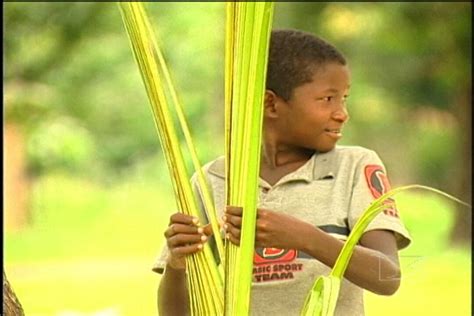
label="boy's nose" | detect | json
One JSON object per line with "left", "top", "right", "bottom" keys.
{"left": 332, "top": 106, "right": 349, "bottom": 123}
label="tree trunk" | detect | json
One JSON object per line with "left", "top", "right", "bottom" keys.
{"left": 3, "top": 270, "right": 25, "bottom": 316}
{"left": 4, "top": 122, "right": 31, "bottom": 232}
{"left": 449, "top": 87, "right": 472, "bottom": 246}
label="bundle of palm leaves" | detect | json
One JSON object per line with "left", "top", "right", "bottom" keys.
{"left": 224, "top": 2, "right": 274, "bottom": 315}
{"left": 118, "top": 1, "right": 273, "bottom": 315}
{"left": 118, "top": 2, "right": 224, "bottom": 314}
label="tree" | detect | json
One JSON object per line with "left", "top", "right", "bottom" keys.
{"left": 3, "top": 270, "right": 25, "bottom": 316}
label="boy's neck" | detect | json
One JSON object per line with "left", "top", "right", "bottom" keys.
{"left": 260, "top": 120, "right": 314, "bottom": 170}
{"left": 261, "top": 142, "right": 314, "bottom": 169}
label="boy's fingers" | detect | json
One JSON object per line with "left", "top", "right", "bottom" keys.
{"left": 225, "top": 205, "right": 243, "bottom": 216}
{"left": 202, "top": 223, "right": 214, "bottom": 237}
{"left": 167, "top": 233, "right": 208, "bottom": 248}
{"left": 225, "top": 224, "right": 241, "bottom": 241}
{"left": 226, "top": 232, "right": 240, "bottom": 246}
{"left": 255, "top": 232, "right": 269, "bottom": 248}
{"left": 170, "top": 243, "right": 204, "bottom": 257}
{"left": 256, "top": 208, "right": 271, "bottom": 219}
{"left": 225, "top": 214, "right": 242, "bottom": 228}
{"left": 169, "top": 212, "right": 199, "bottom": 226}
{"left": 164, "top": 223, "right": 203, "bottom": 238}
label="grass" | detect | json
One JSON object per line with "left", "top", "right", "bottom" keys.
{"left": 4, "top": 172, "right": 172, "bottom": 315}
{"left": 365, "top": 192, "right": 472, "bottom": 316}
{"left": 365, "top": 248, "right": 471, "bottom": 316}
{"left": 6, "top": 258, "right": 160, "bottom": 316}
{"left": 4, "top": 173, "right": 471, "bottom": 315}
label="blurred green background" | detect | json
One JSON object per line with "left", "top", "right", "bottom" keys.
{"left": 3, "top": 2, "right": 471, "bottom": 315}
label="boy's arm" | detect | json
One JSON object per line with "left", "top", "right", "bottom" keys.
{"left": 157, "top": 213, "right": 210, "bottom": 315}
{"left": 298, "top": 224, "right": 401, "bottom": 296}
{"left": 224, "top": 206, "right": 401, "bottom": 295}
{"left": 158, "top": 264, "right": 189, "bottom": 316}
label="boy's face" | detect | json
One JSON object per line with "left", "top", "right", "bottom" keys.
{"left": 276, "top": 62, "right": 351, "bottom": 153}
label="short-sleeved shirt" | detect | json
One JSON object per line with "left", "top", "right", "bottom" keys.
{"left": 153, "top": 145, "right": 412, "bottom": 316}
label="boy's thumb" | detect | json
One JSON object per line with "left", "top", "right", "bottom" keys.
{"left": 202, "top": 223, "right": 214, "bottom": 237}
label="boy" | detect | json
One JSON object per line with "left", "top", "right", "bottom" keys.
{"left": 154, "top": 29, "right": 411, "bottom": 315}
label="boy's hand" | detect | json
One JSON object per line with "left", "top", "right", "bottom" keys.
{"left": 164, "top": 212, "right": 212, "bottom": 270}
{"left": 223, "top": 206, "right": 243, "bottom": 245}
{"left": 224, "top": 206, "right": 310, "bottom": 250}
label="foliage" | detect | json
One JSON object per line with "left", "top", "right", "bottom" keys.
{"left": 4, "top": 2, "right": 226, "bottom": 178}
{"left": 4, "top": 2, "right": 471, "bottom": 188}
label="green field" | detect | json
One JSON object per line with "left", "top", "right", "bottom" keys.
{"left": 4, "top": 173, "right": 471, "bottom": 315}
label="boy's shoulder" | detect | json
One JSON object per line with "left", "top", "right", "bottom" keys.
{"left": 317, "top": 145, "right": 380, "bottom": 161}
{"left": 314, "top": 145, "right": 383, "bottom": 178}
{"left": 203, "top": 155, "right": 226, "bottom": 178}
{"left": 330, "top": 145, "right": 378, "bottom": 157}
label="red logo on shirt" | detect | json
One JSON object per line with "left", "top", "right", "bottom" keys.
{"left": 254, "top": 248, "right": 297, "bottom": 264}
{"left": 364, "top": 165, "right": 399, "bottom": 217}
{"left": 253, "top": 248, "right": 302, "bottom": 283}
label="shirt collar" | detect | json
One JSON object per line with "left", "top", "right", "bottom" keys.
{"left": 207, "top": 148, "right": 337, "bottom": 183}
{"left": 312, "top": 148, "right": 337, "bottom": 181}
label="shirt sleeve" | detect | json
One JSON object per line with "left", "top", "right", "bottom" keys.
{"left": 348, "top": 150, "right": 412, "bottom": 250}
{"left": 152, "top": 245, "right": 169, "bottom": 274}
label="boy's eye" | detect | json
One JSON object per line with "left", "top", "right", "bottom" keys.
{"left": 320, "top": 96, "right": 333, "bottom": 102}
{"left": 317, "top": 95, "right": 348, "bottom": 103}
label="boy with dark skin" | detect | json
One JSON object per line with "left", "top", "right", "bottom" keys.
{"left": 156, "top": 29, "right": 410, "bottom": 315}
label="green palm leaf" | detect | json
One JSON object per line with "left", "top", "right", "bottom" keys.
{"left": 118, "top": 2, "right": 274, "bottom": 315}
{"left": 117, "top": 2, "right": 223, "bottom": 314}
{"left": 224, "top": 2, "right": 274, "bottom": 315}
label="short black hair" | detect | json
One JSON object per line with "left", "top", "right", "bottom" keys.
{"left": 266, "top": 29, "right": 347, "bottom": 101}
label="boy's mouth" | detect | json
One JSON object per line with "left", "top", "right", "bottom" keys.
{"left": 324, "top": 128, "right": 343, "bottom": 138}
{"left": 324, "top": 128, "right": 342, "bottom": 134}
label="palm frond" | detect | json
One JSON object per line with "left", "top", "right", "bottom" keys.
{"left": 301, "top": 185, "right": 471, "bottom": 316}
{"left": 117, "top": 2, "right": 223, "bottom": 314}
{"left": 224, "top": 2, "right": 274, "bottom": 315}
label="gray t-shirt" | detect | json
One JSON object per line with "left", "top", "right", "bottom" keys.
{"left": 153, "top": 145, "right": 412, "bottom": 315}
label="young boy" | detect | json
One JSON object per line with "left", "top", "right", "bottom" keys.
{"left": 154, "top": 29, "right": 411, "bottom": 316}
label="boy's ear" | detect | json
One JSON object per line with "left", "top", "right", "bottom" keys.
{"left": 264, "top": 90, "right": 279, "bottom": 118}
